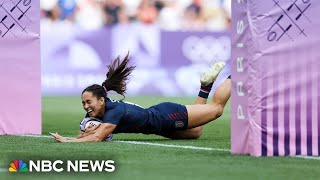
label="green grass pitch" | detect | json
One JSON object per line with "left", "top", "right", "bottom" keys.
{"left": 0, "top": 96, "right": 319, "bottom": 180}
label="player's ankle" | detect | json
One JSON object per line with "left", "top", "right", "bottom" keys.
{"left": 198, "top": 82, "right": 213, "bottom": 99}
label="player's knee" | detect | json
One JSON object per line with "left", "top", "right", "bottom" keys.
{"left": 215, "top": 104, "right": 224, "bottom": 118}
{"left": 208, "top": 104, "right": 224, "bottom": 119}
{"left": 190, "top": 128, "right": 203, "bottom": 139}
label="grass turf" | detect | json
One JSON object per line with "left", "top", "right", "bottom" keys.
{"left": 0, "top": 96, "right": 319, "bottom": 180}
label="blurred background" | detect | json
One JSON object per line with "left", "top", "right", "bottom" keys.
{"left": 41, "top": 0, "right": 231, "bottom": 96}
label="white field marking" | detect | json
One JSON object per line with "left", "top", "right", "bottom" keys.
{"left": 20, "top": 134, "right": 229, "bottom": 152}
{"left": 295, "top": 156, "right": 320, "bottom": 160}
{"left": 115, "top": 140, "right": 229, "bottom": 152}
{"left": 0, "top": 168, "right": 7, "bottom": 172}
{"left": 15, "top": 135, "right": 320, "bottom": 160}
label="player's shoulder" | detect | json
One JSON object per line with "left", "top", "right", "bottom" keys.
{"left": 106, "top": 97, "right": 145, "bottom": 110}
{"left": 106, "top": 97, "right": 120, "bottom": 105}
{"left": 106, "top": 97, "right": 125, "bottom": 110}
{"left": 104, "top": 98, "right": 126, "bottom": 121}
{"left": 122, "top": 100, "right": 144, "bottom": 109}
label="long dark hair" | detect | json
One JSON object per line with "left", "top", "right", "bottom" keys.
{"left": 82, "top": 53, "right": 135, "bottom": 99}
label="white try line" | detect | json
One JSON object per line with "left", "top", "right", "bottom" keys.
{"left": 21, "top": 134, "right": 229, "bottom": 152}
{"left": 115, "top": 140, "right": 229, "bottom": 152}
{"left": 295, "top": 156, "right": 320, "bottom": 160}
{"left": 16, "top": 135, "right": 320, "bottom": 160}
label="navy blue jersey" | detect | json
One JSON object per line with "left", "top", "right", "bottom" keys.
{"left": 86, "top": 98, "right": 189, "bottom": 135}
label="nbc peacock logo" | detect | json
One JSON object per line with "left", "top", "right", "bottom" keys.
{"left": 9, "top": 160, "right": 28, "bottom": 172}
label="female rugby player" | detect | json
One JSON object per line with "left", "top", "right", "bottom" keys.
{"left": 51, "top": 54, "right": 230, "bottom": 142}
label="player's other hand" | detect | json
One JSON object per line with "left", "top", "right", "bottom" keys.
{"left": 50, "top": 132, "right": 68, "bottom": 143}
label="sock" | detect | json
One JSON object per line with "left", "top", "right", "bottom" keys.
{"left": 198, "top": 82, "right": 213, "bottom": 99}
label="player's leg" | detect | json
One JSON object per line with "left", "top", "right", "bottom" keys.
{"left": 188, "top": 72, "right": 216, "bottom": 137}
{"left": 186, "top": 78, "right": 231, "bottom": 128}
{"left": 170, "top": 97, "right": 207, "bottom": 139}
{"left": 161, "top": 79, "right": 231, "bottom": 139}
{"left": 187, "top": 61, "right": 229, "bottom": 129}
{"left": 162, "top": 62, "right": 226, "bottom": 139}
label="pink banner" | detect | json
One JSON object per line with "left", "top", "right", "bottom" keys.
{"left": 232, "top": 0, "right": 320, "bottom": 156}
{"left": 231, "top": 0, "right": 250, "bottom": 155}
{"left": 0, "top": 0, "right": 40, "bottom": 135}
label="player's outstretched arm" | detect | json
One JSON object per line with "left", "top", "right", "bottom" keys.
{"left": 51, "top": 123, "right": 116, "bottom": 143}
{"left": 77, "top": 131, "right": 85, "bottom": 139}
{"left": 77, "top": 124, "right": 101, "bottom": 139}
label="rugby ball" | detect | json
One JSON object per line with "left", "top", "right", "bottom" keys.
{"left": 85, "top": 119, "right": 102, "bottom": 129}
{"left": 79, "top": 117, "right": 113, "bottom": 141}
{"left": 80, "top": 117, "right": 102, "bottom": 132}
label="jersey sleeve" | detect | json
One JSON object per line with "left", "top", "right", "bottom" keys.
{"left": 102, "top": 103, "right": 125, "bottom": 125}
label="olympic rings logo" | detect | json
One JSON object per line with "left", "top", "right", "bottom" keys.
{"left": 182, "top": 35, "right": 231, "bottom": 63}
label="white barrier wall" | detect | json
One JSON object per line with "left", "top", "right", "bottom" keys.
{"left": 232, "top": 0, "right": 320, "bottom": 156}
{"left": 0, "top": 0, "right": 40, "bottom": 135}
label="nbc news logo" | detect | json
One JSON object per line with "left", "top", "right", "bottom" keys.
{"left": 8, "top": 159, "right": 115, "bottom": 173}
{"left": 9, "top": 160, "right": 28, "bottom": 172}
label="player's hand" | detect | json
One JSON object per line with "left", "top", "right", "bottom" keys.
{"left": 50, "top": 132, "right": 69, "bottom": 143}
{"left": 76, "top": 124, "right": 101, "bottom": 139}
{"left": 84, "top": 124, "right": 101, "bottom": 135}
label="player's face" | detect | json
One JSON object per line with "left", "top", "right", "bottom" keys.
{"left": 81, "top": 91, "right": 105, "bottom": 117}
